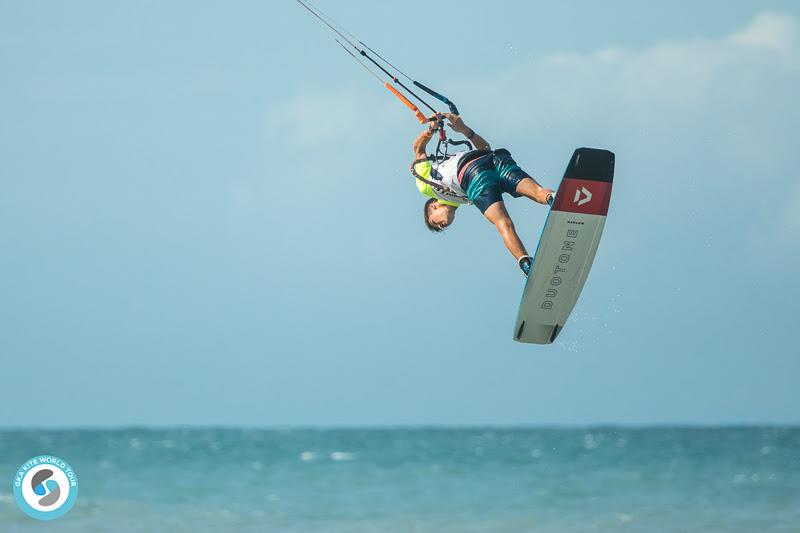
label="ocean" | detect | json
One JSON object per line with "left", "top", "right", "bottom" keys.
{"left": 1, "top": 427, "right": 798, "bottom": 532}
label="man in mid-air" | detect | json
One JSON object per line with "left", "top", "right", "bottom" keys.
{"left": 411, "top": 113, "right": 554, "bottom": 277}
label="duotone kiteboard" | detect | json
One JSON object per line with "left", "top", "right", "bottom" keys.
{"left": 514, "top": 147, "right": 615, "bottom": 344}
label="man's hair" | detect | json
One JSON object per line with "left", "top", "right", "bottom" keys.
{"left": 424, "top": 198, "right": 443, "bottom": 232}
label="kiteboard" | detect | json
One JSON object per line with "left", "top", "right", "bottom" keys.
{"left": 513, "top": 147, "right": 615, "bottom": 344}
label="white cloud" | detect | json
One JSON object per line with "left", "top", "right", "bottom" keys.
{"left": 462, "top": 11, "right": 799, "bottom": 138}
{"left": 730, "top": 11, "right": 798, "bottom": 52}
{"left": 272, "top": 12, "right": 799, "bottom": 164}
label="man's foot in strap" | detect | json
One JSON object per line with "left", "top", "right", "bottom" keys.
{"left": 518, "top": 255, "right": 533, "bottom": 278}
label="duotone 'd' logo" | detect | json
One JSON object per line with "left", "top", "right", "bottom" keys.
{"left": 573, "top": 186, "right": 592, "bottom": 206}
{"left": 13, "top": 455, "right": 78, "bottom": 520}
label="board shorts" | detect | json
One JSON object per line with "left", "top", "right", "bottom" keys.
{"left": 459, "top": 149, "right": 529, "bottom": 213}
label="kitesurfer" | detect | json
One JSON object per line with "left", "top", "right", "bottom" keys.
{"left": 412, "top": 113, "right": 554, "bottom": 277}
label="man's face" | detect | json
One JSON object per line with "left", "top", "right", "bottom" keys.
{"left": 428, "top": 202, "right": 455, "bottom": 230}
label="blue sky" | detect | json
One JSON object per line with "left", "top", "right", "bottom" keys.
{"left": 1, "top": 1, "right": 798, "bottom": 427}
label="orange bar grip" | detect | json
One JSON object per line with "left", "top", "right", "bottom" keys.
{"left": 384, "top": 83, "right": 427, "bottom": 124}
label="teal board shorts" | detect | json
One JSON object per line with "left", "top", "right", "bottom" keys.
{"left": 461, "top": 149, "right": 529, "bottom": 213}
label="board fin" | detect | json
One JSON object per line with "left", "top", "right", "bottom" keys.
{"left": 549, "top": 325, "right": 561, "bottom": 343}
{"left": 515, "top": 321, "right": 526, "bottom": 341}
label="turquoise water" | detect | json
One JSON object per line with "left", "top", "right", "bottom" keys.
{"left": 1, "top": 427, "right": 798, "bottom": 532}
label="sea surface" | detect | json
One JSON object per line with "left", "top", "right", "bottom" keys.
{"left": 0, "top": 427, "right": 798, "bottom": 532}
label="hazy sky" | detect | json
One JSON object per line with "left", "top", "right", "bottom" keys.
{"left": 1, "top": 0, "right": 798, "bottom": 427}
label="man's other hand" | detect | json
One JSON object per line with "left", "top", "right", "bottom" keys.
{"left": 443, "top": 113, "right": 468, "bottom": 134}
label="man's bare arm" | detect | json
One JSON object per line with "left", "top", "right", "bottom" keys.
{"left": 413, "top": 122, "right": 437, "bottom": 159}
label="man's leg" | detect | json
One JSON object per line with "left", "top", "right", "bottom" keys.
{"left": 515, "top": 177, "right": 553, "bottom": 205}
{"left": 483, "top": 201, "right": 528, "bottom": 260}
{"left": 493, "top": 149, "right": 553, "bottom": 204}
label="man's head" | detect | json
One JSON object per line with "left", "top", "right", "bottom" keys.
{"left": 424, "top": 198, "right": 457, "bottom": 232}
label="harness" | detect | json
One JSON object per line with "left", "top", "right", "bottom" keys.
{"left": 410, "top": 115, "right": 475, "bottom": 199}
